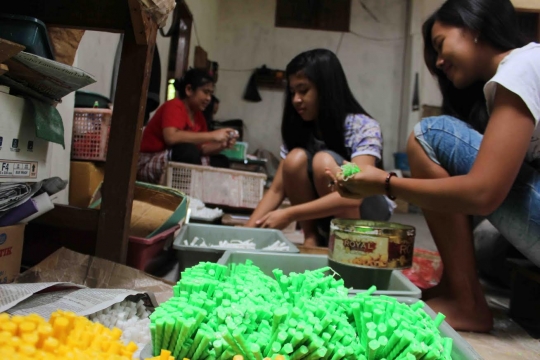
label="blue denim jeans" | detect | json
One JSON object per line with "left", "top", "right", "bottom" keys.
{"left": 414, "top": 115, "right": 540, "bottom": 266}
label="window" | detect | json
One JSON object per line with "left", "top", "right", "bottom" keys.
{"left": 275, "top": 0, "right": 351, "bottom": 32}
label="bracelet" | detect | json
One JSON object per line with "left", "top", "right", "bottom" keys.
{"left": 385, "top": 172, "right": 397, "bottom": 200}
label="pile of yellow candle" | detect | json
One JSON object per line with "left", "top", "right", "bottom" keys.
{"left": 144, "top": 349, "right": 176, "bottom": 359}
{"left": 0, "top": 310, "right": 137, "bottom": 360}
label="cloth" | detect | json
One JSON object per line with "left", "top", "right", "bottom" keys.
{"left": 140, "top": 98, "right": 208, "bottom": 153}
{"left": 280, "top": 114, "right": 383, "bottom": 161}
{"left": 483, "top": 42, "right": 540, "bottom": 168}
{"left": 298, "top": 148, "right": 392, "bottom": 246}
{"left": 414, "top": 115, "right": 540, "bottom": 266}
{"left": 137, "top": 150, "right": 170, "bottom": 184}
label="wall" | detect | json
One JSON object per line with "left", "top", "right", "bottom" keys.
{"left": 76, "top": 31, "right": 122, "bottom": 99}
{"left": 156, "top": 0, "right": 220, "bottom": 104}
{"left": 401, "top": 0, "right": 444, "bottom": 146}
{"left": 214, "top": 0, "right": 407, "bottom": 168}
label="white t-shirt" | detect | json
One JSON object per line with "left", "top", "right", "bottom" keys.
{"left": 484, "top": 42, "right": 540, "bottom": 167}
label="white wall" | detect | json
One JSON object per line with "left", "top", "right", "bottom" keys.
{"left": 214, "top": 0, "right": 408, "bottom": 168}
{"left": 76, "top": 31, "right": 121, "bottom": 99}
{"left": 156, "top": 0, "right": 220, "bottom": 104}
{"left": 401, "top": 0, "right": 444, "bottom": 146}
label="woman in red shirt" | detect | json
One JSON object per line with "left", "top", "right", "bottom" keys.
{"left": 138, "top": 69, "right": 236, "bottom": 183}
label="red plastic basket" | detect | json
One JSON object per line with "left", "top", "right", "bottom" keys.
{"left": 71, "top": 108, "right": 112, "bottom": 161}
{"left": 127, "top": 225, "right": 180, "bottom": 271}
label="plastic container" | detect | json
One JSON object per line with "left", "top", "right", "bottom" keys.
{"left": 218, "top": 250, "right": 421, "bottom": 298}
{"left": 75, "top": 91, "right": 112, "bottom": 109}
{"left": 71, "top": 108, "right": 112, "bottom": 161}
{"left": 139, "top": 298, "right": 480, "bottom": 360}
{"left": 221, "top": 141, "right": 248, "bottom": 160}
{"left": 127, "top": 225, "right": 179, "bottom": 271}
{"left": 394, "top": 152, "right": 410, "bottom": 171}
{"left": 173, "top": 224, "right": 299, "bottom": 273}
{"left": 0, "top": 13, "right": 55, "bottom": 60}
{"left": 166, "top": 162, "right": 266, "bottom": 209}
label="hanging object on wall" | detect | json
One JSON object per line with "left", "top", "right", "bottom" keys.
{"left": 243, "top": 65, "right": 286, "bottom": 102}
{"left": 412, "top": 72, "right": 420, "bottom": 111}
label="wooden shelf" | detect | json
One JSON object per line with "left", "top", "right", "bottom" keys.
{"left": 5, "top": 0, "right": 158, "bottom": 265}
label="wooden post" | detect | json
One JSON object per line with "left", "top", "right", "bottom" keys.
{"left": 95, "top": 15, "right": 157, "bottom": 263}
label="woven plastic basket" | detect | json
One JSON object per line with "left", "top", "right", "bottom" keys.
{"left": 166, "top": 162, "right": 266, "bottom": 209}
{"left": 71, "top": 108, "right": 112, "bottom": 161}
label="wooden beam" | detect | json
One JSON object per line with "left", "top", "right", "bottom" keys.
{"left": 128, "top": 0, "right": 150, "bottom": 45}
{"left": 0, "top": 38, "right": 25, "bottom": 64}
{"left": 95, "top": 15, "right": 158, "bottom": 263}
{"left": 1, "top": 0, "right": 129, "bottom": 32}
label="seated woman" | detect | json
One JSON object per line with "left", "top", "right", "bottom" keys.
{"left": 245, "top": 49, "right": 393, "bottom": 246}
{"left": 138, "top": 69, "right": 236, "bottom": 184}
{"left": 329, "top": 0, "right": 540, "bottom": 332}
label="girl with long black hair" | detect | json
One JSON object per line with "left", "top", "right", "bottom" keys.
{"left": 330, "top": 0, "right": 540, "bottom": 332}
{"left": 246, "top": 49, "right": 393, "bottom": 246}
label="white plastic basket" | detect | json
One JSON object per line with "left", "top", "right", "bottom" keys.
{"left": 166, "top": 162, "right": 266, "bottom": 209}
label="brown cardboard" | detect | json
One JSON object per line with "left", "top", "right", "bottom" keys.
{"left": 69, "top": 161, "right": 105, "bottom": 208}
{"left": 0, "top": 224, "right": 26, "bottom": 283}
{"left": 15, "top": 247, "right": 174, "bottom": 304}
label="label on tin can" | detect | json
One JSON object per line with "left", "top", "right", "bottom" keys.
{"left": 329, "top": 230, "right": 414, "bottom": 269}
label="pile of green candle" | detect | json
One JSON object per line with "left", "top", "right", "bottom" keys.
{"left": 149, "top": 261, "right": 453, "bottom": 360}
{"left": 340, "top": 163, "right": 360, "bottom": 180}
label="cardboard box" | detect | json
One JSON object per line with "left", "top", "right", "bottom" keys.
{"left": 69, "top": 161, "right": 105, "bottom": 208}
{"left": 0, "top": 91, "right": 50, "bottom": 182}
{"left": 0, "top": 224, "right": 26, "bottom": 283}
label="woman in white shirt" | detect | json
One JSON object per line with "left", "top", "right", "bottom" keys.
{"left": 329, "top": 0, "right": 540, "bottom": 332}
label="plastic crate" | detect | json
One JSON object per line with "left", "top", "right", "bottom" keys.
{"left": 166, "top": 162, "right": 266, "bottom": 209}
{"left": 218, "top": 251, "right": 421, "bottom": 298}
{"left": 71, "top": 108, "right": 112, "bottom": 161}
{"left": 173, "top": 224, "right": 299, "bottom": 273}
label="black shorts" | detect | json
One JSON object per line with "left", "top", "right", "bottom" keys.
{"left": 301, "top": 149, "right": 391, "bottom": 246}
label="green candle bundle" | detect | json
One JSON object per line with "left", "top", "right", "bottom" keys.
{"left": 340, "top": 163, "right": 360, "bottom": 180}
{"left": 149, "top": 260, "right": 453, "bottom": 360}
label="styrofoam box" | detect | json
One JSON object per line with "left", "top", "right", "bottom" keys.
{"left": 0, "top": 90, "right": 50, "bottom": 182}
{"left": 173, "top": 224, "right": 299, "bottom": 273}
{"left": 218, "top": 250, "right": 421, "bottom": 298}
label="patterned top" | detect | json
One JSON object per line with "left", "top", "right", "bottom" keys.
{"left": 280, "top": 114, "right": 383, "bottom": 160}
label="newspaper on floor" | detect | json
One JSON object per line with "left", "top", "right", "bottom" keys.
{"left": 1, "top": 51, "right": 96, "bottom": 103}
{"left": 0, "top": 281, "right": 158, "bottom": 319}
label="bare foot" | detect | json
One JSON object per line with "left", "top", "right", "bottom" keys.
{"left": 427, "top": 295, "right": 493, "bottom": 333}
{"left": 303, "top": 236, "right": 319, "bottom": 247}
{"left": 422, "top": 276, "right": 449, "bottom": 300}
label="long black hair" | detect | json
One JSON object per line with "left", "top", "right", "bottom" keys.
{"left": 175, "top": 68, "right": 214, "bottom": 99}
{"left": 423, "top": 0, "right": 526, "bottom": 133}
{"left": 281, "top": 49, "right": 371, "bottom": 159}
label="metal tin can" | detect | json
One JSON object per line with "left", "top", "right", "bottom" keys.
{"left": 328, "top": 219, "right": 416, "bottom": 270}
